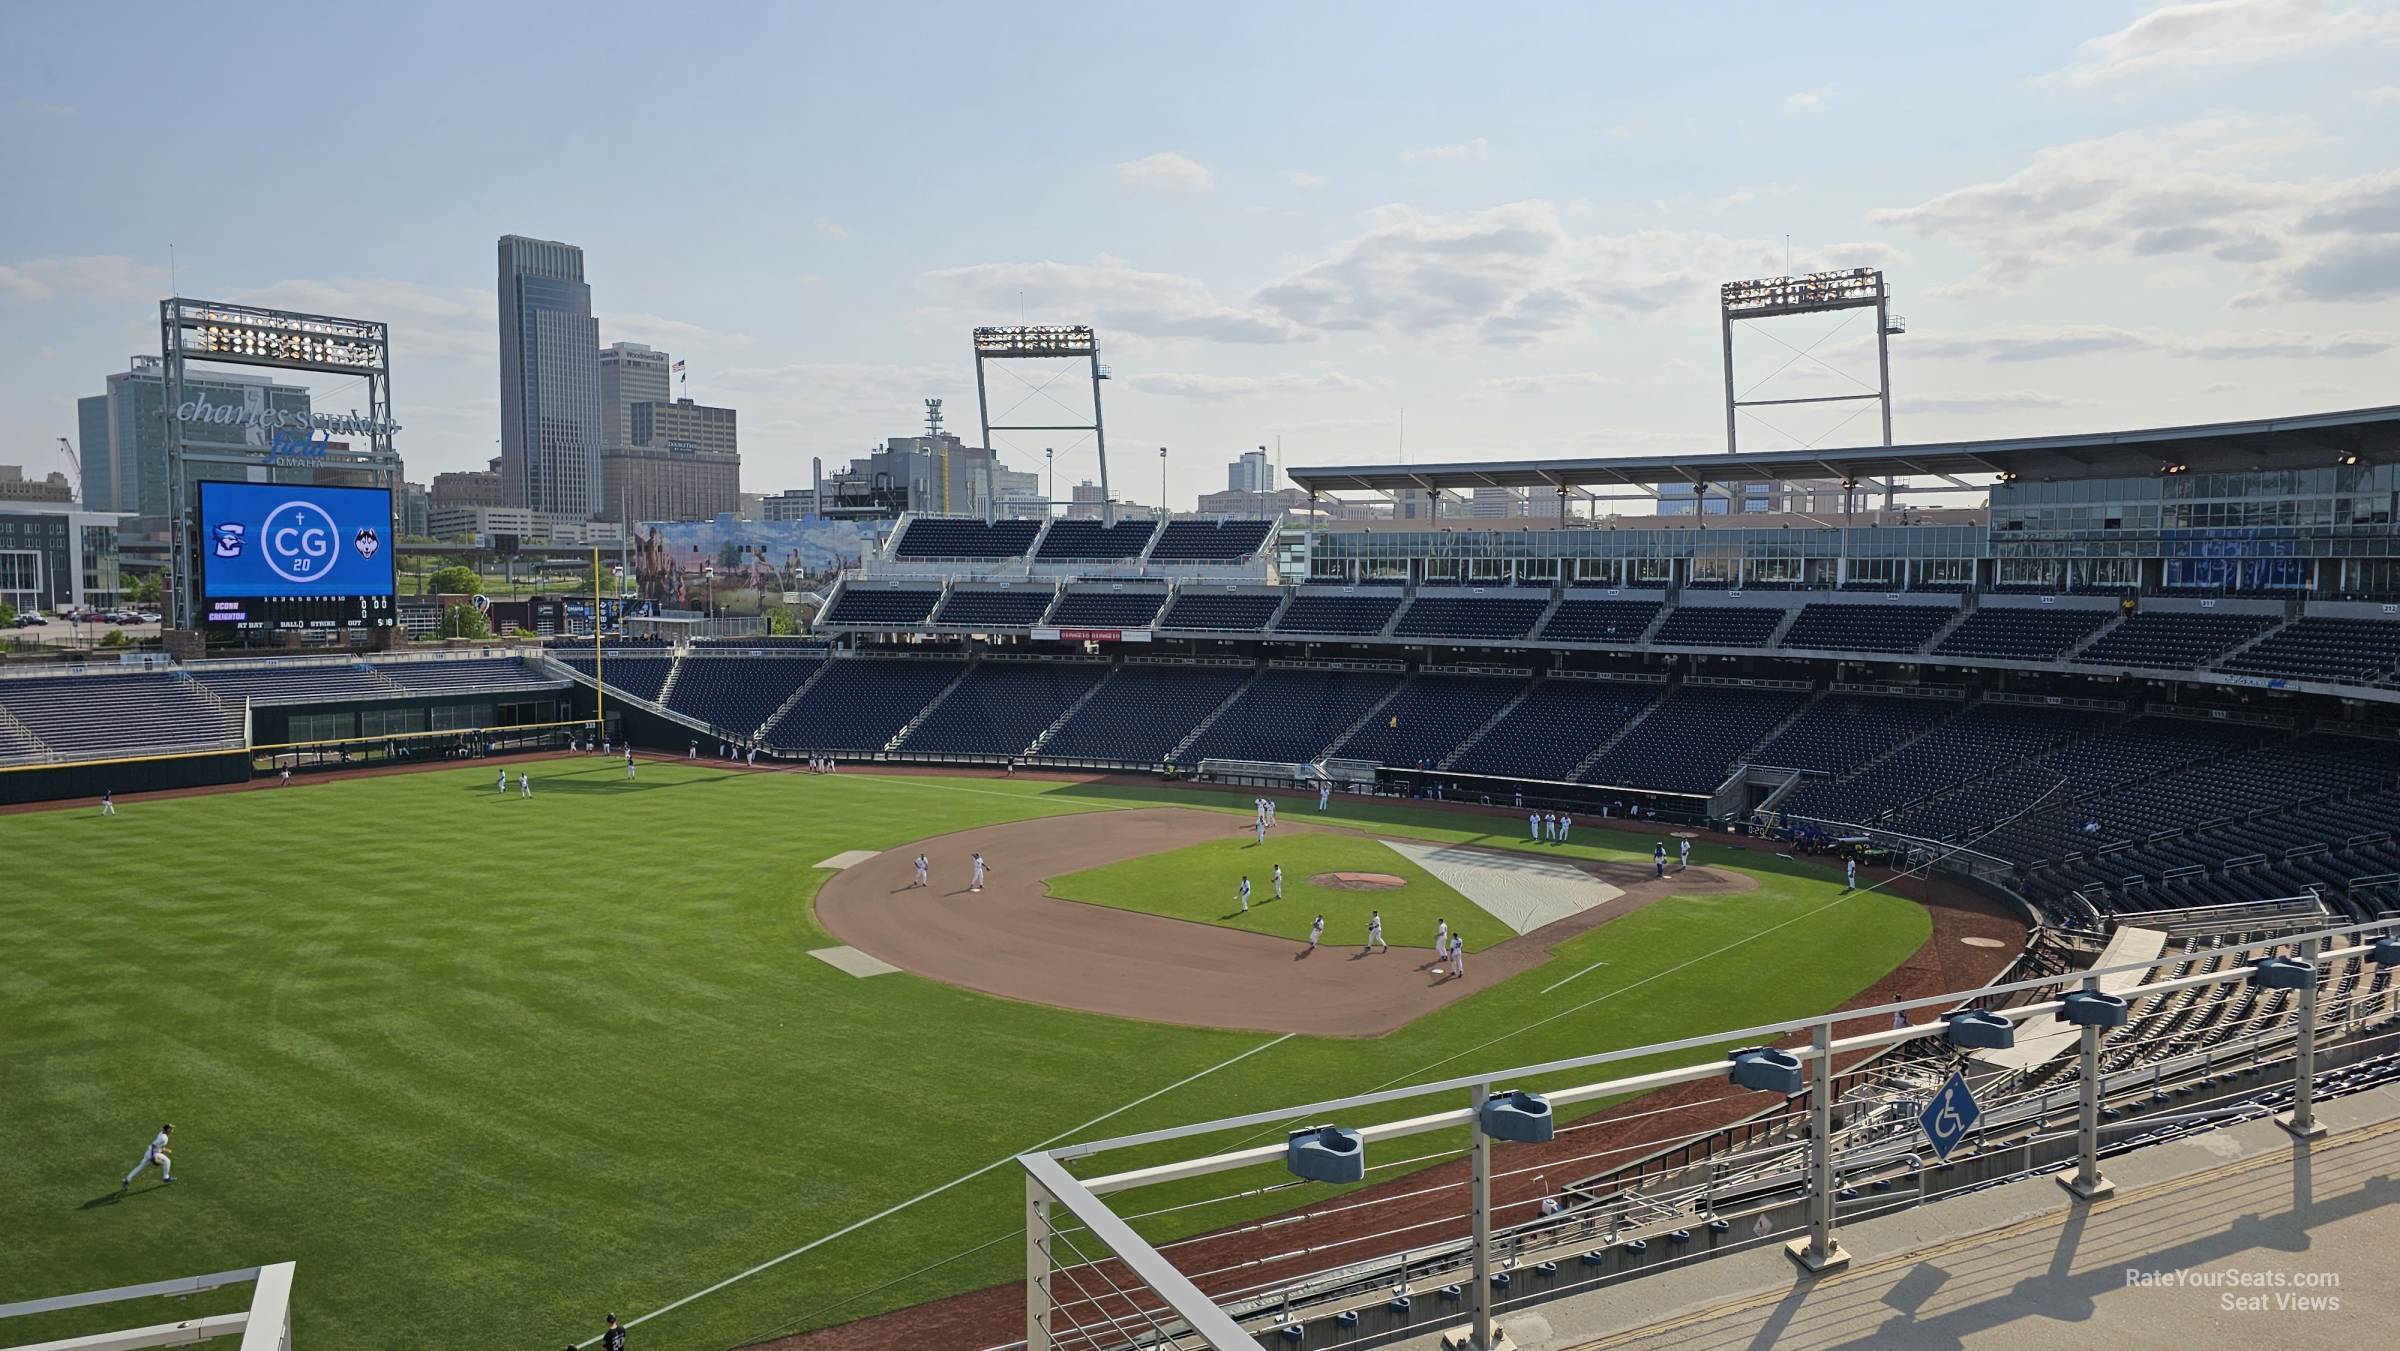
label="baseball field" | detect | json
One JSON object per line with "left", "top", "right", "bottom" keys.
{"left": 1, "top": 758, "right": 1956, "bottom": 1349}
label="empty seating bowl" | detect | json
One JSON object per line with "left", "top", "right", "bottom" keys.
{"left": 1287, "top": 1125, "right": 1365, "bottom": 1183}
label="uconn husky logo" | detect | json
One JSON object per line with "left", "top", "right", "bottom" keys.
{"left": 259, "top": 500, "right": 343, "bottom": 584}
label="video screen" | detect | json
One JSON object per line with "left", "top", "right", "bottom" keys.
{"left": 197, "top": 481, "right": 397, "bottom": 628}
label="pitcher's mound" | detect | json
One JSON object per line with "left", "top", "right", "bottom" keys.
{"left": 1315, "top": 871, "right": 1408, "bottom": 890}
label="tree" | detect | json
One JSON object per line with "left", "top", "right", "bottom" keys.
{"left": 123, "top": 573, "right": 164, "bottom": 606}
{"left": 438, "top": 604, "right": 493, "bottom": 640}
{"left": 0, "top": 601, "right": 15, "bottom": 627}
{"left": 427, "top": 565, "right": 482, "bottom": 596}
{"left": 766, "top": 605, "right": 798, "bottom": 636}
{"left": 100, "top": 628, "right": 131, "bottom": 649}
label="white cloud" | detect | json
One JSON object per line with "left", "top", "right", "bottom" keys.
{"left": 598, "top": 311, "right": 755, "bottom": 352}
{"left": 1114, "top": 151, "right": 1217, "bottom": 194}
{"left": 2045, "top": 0, "right": 2400, "bottom": 87}
{"left": 1128, "top": 372, "right": 1377, "bottom": 400}
{"left": 1908, "top": 324, "right": 2395, "bottom": 361}
{"left": 1401, "top": 137, "right": 1491, "bottom": 162}
{"left": 1871, "top": 120, "right": 2400, "bottom": 303}
{"left": 1284, "top": 170, "right": 1329, "bottom": 189}
{"left": 240, "top": 277, "right": 493, "bottom": 362}
{"left": 2367, "top": 86, "right": 2400, "bottom": 105}
{"left": 1253, "top": 201, "right": 1906, "bottom": 345}
{"left": 815, "top": 217, "right": 848, "bottom": 240}
{"left": 1900, "top": 391, "right": 2092, "bottom": 415}
{"left": 0, "top": 255, "right": 169, "bottom": 303}
{"left": 1781, "top": 88, "right": 1832, "bottom": 118}
{"left": 1473, "top": 372, "right": 1620, "bottom": 397}
{"left": 917, "top": 255, "right": 1307, "bottom": 343}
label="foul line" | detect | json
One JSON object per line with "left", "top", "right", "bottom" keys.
{"left": 1541, "top": 959, "right": 1610, "bottom": 995}
{"left": 583, "top": 1031, "right": 1295, "bottom": 1346}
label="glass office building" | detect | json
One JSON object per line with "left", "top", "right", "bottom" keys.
{"left": 497, "top": 235, "right": 602, "bottom": 517}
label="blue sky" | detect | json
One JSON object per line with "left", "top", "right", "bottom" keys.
{"left": 5, "top": 0, "right": 2398, "bottom": 506}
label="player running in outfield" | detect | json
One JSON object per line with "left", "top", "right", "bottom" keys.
{"left": 1365, "top": 910, "right": 1387, "bottom": 953}
{"left": 497, "top": 768, "right": 508, "bottom": 793}
{"left": 1845, "top": 857, "right": 1857, "bottom": 891}
{"left": 1307, "top": 914, "right": 1324, "bottom": 952}
{"left": 120, "top": 1123, "right": 173, "bottom": 1189}
{"left": 970, "top": 852, "right": 988, "bottom": 892}
{"left": 519, "top": 770, "right": 533, "bottom": 799}
{"left": 625, "top": 748, "right": 636, "bottom": 779}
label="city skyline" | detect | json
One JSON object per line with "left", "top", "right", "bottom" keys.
{"left": 4, "top": 1, "right": 2399, "bottom": 511}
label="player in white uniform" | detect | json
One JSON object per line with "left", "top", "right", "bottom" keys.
{"left": 1845, "top": 857, "right": 1857, "bottom": 891}
{"left": 1559, "top": 812, "right": 1573, "bottom": 842}
{"left": 519, "top": 770, "right": 532, "bottom": 799}
{"left": 121, "top": 1123, "right": 173, "bottom": 1188}
{"left": 1366, "top": 910, "right": 1387, "bottom": 953}
{"left": 497, "top": 768, "right": 508, "bottom": 793}
{"left": 625, "top": 748, "right": 636, "bottom": 779}
{"left": 1255, "top": 812, "right": 1267, "bottom": 845}
{"left": 1436, "top": 918, "right": 1449, "bottom": 962}
{"left": 1318, "top": 782, "right": 1331, "bottom": 812}
{"left": 1679, "top": 838, "right": 1691, "bottom": 870}
{"left": 912, "top": 854, "right": 929, "bottom": 888}
{"left": 1307, "top": 914, "right": 1324, "bottom": 952}
{"left": 1265, "top": 799, "right": 1276, "bottom": 828}
{"left": 689, "top": 739, "right": 698, "bottom": 759}
{"left": 1449, "top": 933, "right": 1466, "bottom": 979}
{"left": 970, "top": 852, "right": 988, "bottom": 892}
{"left": 1238, "top": 876, "right": 1251, "bottom": 911}
{"left": 1272, "top": 864, "right": 1283, "bottom": 901}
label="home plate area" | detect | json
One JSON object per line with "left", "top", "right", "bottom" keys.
{"left": 1378, "top": 840, "right": 1624, "bottom": 934}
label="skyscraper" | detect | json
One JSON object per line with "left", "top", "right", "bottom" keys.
{"left": 599, "top": 341, "right": 671, "bottom": 452}
{"left": 1229, "top": 449, "right": 1271, "bottom": 493}
{"left": 496, "top": 235, "right": 602, "bottom": 516}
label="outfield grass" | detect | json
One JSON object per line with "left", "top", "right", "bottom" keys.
{"left": 1, "top": 763, "right": 1929, "bottom": 1349}
{"left": 1048, "top": 833, "right": 1502, "bottom": 943}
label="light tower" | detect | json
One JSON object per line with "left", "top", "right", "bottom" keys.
{"left": 973, "top": 325, "right": 1110, "bottom": 523}
{"left": 1718, "top": 268, "right": 1904, "bottom": 512}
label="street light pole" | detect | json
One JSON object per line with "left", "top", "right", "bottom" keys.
{"left": 1158, "top": 446, "right": 1168, "bottom": 519}
{"left": 1045, "top": 447, "right": 1054, "bottom": 517}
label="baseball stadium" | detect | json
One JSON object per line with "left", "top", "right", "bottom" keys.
{"left": 9, "top": 388, "right": 2400, "bottom": 1350}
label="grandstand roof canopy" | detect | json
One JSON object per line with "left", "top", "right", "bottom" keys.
{"left": 1286, "top": 405, "right": 2400, "bottom": 494}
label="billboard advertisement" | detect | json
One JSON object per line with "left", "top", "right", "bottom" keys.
{"left": 197, "top": 481, "right": 397, "bottom": 628}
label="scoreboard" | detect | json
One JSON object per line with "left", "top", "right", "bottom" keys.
{"left": 196, "top": 482, "right": 398, "bottom": 630}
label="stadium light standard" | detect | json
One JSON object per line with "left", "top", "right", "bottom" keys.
{"left": 1045, "top": 447, "right": 1054, "bottom": 517}
{"left": 1159, "top": 446, "right": 1168, "bottom": 518}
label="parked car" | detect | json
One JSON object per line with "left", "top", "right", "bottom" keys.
{"left": 136, "top": 611, "right": 163, "bottom": 624}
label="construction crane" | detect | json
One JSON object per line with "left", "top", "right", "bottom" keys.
{"left": 55, "top": 437, "right": 81, "bottom": 498}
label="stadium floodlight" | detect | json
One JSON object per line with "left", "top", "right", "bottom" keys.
{"left": 974, "top": 324, "right": 1112, "bottom": 525}
{"left": 1719, "top": 267, "right": 1904, "bottom": 509}
{"left": 974, "top": 325, "right": 1099, "bottom": 358}
{"left": 169, "top": 300, "right": 389, "bottom": 375}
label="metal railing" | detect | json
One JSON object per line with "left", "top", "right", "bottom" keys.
{"left": 0, "top": 1262, "right": 294, "bottom": 1350}
{"left": 1020, "top": 915, "right": 2398, "bottom": 1351}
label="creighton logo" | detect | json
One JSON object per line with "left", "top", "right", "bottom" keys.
{"left": 212, "top": 522, "right": 247, "bottom": 559}
{"left": 353, "top": 526, "right": 381, "bottom": 561}
{"left": 259, "top": 500, "right": 342, "bottom": 584}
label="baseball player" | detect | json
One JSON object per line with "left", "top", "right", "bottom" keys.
{"left": 1679, "top": 838, "right": 1691, "bottom": 870}
{"left": 1366, "top": 910, "right": 1387, "bottom": 953}
{"left": 1653, "top": 843, "right": 1667, "bottom": 878}
{"left": 519, "top": 770, "right": 533, "bottom": 799}
{"left": 1449, "top": 933, "right": 1466, "bottom": 980}
{"left": 912, "top": 854, "right": 930, "bottom": 888}
{"left": 278, "top": 766, "right": 291, "bottom": 787}
{"left": 1435, "top": 917, "right": 1449, "bottom": 965}
{"left": 746, "top": 747, "right": 756, "bottom": 768}
{"left": 1528, "top": 810, "right": 1540, "bottom": 841}
{"left": 1255, "top": 812, "right": 1267, "bottom": 845}
{"left": 1265, "top": 798, "right": 1276, "bottom": 828}
{"left": 625, "top": 748, "right": 637, "bottom": 779}
{"left": 497, "top": 767, "right": 508, "bottom": 793}
{"left": 1892, "top": 1009, "right": 1910, "bottom": 1030}
{"left": 1307, "top": 914, "right": 1324, "bottom": 952}
{"left": 1238, "top": 876, "right": 1251, "bottom": 912}
{"left": 1559, "top": 812, "right": 1573, "bottom": 843}
{"left": 689, "top": 739, "right": 698, "bottom": 759}
{"left": 1317, "top": 782, "right": 1331, "bottom": 812}
{"left": 121, "top": 1123, "right": 173, "bottom": 1188}
{"left": 601, "top": 1313, "right": 626, "bottom": 1351}
{"left": 970, "top": 852, "right": 988, "bottom": 892}
{"left": 1845, "top": 857, "right": 1857, "bottom": 891}
{"left": 1272, "top": 864, "right": 1284, "bottom": 901}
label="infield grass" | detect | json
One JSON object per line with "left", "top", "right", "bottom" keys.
{"left": 1, "top": 762, "right": 1935, "bottom": 1350}
{"left": 1049, "top": 833, "right": 1500, "bottom": 944}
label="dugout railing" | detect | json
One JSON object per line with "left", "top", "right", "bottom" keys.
{"left": 0, "top": 1262, "right": 294, "bottom": 1350}
{"left": 1017, "top": 916, "right": 2400, "bottom": 1351}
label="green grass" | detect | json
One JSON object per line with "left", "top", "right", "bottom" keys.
{"left": 0, "top": 765, "right": 1930, "bottom": 1349}
{"left": 1049, "top": 833, "right": 1501, "bottom": 943}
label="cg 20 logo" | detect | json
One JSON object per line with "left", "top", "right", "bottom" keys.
{"left": 259, "top": 500, "right": 344, "bottom": 584}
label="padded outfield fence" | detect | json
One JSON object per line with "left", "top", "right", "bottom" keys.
{"left": 1017, "top": 914, "right": 2400, "bottom": 1351}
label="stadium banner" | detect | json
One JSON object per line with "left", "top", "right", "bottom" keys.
{"left": 1032, "top": 628, "right": 1151, "bottom": 643}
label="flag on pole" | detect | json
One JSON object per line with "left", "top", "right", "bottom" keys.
{"left": 671, "top": 360, "right": 686, "bottom": 373}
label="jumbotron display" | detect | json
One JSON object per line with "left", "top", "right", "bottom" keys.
{"left": 195, "top": 481, "right": 397, "bottom": 629}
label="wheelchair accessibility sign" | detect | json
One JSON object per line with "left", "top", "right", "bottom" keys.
{"left": 1920, "top": 1072, "right": 1980, "bottom": 1163}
